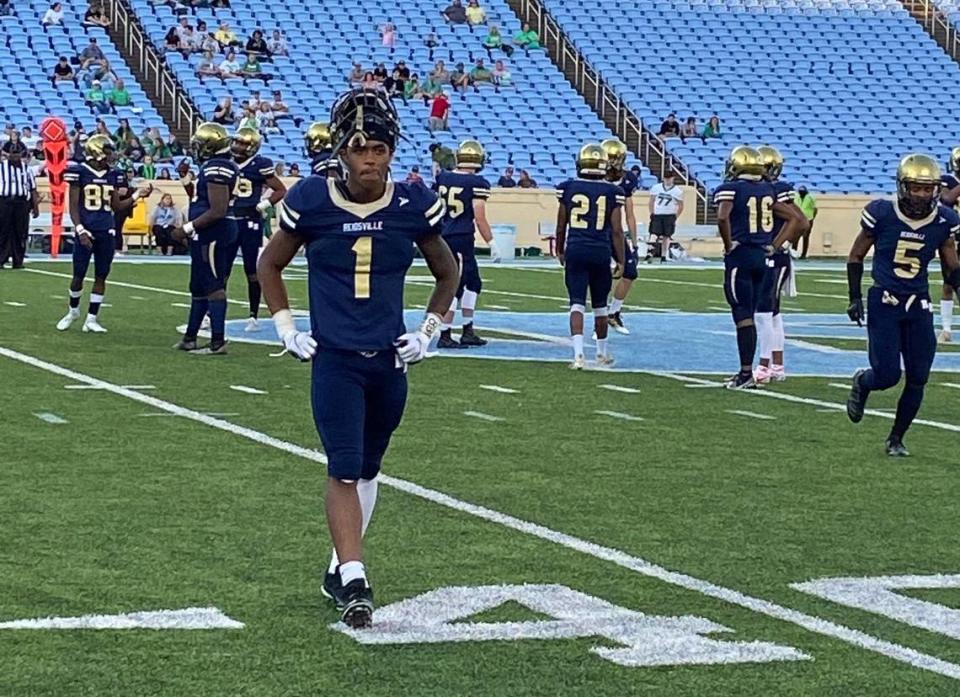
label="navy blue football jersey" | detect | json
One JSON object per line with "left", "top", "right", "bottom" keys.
{"left": 712, "top": 179, "right": 779, "bottom": 246}
{"left": 312, "top": 149, "right": 343, "bottom": 178}
{"left": 556, "top": 178, "right": 625, "bottom": 254}
{"left": 609, "top": 171, "right": 638, "bottom": 198}
{"left": 771, "top": 180, "right": 795, "bottom": 237}
{"left": 434, "top": 170, "right": 491, "bottom": 238}
{"left": 233, "top": 155, "right": 274, "bottom": 214}
{"left": 941, "top": 173, "right": 960, "bottom": 207}
{"left": 276, "top": 179, "right": 445, "bottom": 351}
{"left": 64, "top": 164, "right": 126, "bottom": 231}
{"left": 189, "top": 157, "right": 240, "bottom": 237}
{"left": 860, "top": 199, "right": 960, "bottom": 295}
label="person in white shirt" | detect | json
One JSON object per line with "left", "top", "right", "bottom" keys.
{"left": 647, "top": 173, "right": 684, "bottom": 263}
{"left": 42, "top": 2, "right": 64, "bottom": 25}
{"left": 267, "top": 30, "right": 288, "bottom": 56}
{"left": 218, "top": 52, "right": 241, "bottom": 79}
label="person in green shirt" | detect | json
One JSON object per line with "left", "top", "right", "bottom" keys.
{"left": 238, "top": 107, "right": 259, "bottom": 131}
{"left": 429, "top": 142, "right": 456, "bottom": 175}
{"left": 420, "top": 74, "right": 443, "bottom": 103}
{"left": 793, "top": 185, "right": 817, "bottom": 259}
{"left": 139, "top": 155, "right": 156, "bottom": 180}
{"left": 482, "top": 24, "right": 513, "bottom": 59}
{"left": 470, "top": 58, "right": 492, "bottom": 85}
{"left": 702, "top": 114, "right": 721, "bottom": 139}
{"left": 108, "top": 78, "right": 132, "bottom": 107}
{"left": 513, "top": 22, "right": 540, "bottom": 51}
{"left": 403, "top": 73, "right": 421, "bottom": 103}
{"left": 85, "top": 80, "right": 110, "bottom": 114}
{"left": 241, "top": 54, "right": 264, "bottom": 79}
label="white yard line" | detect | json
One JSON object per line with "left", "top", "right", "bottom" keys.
{"left": 726, "top": 410, "right": 776, "bottom": 421}
{"left": 941, "top": 383, "right": 960, "bottom": 389}
{"left": 65, "top": 384, "right": 155, "bottom": 390}
{"left": 594, "top": 410, "right": 644, "bottom": 422}
{"left": 463, "top": 410, "right": 505, "bottom": 422}
{"left": 4, "top": 345, "right": 960, "bottom": 680}
{"left": 230, "top": 385, "right": 268, "bottom": 395}
{"left": 4, "top": 301, "right": 26, "bottom": 307}
{"left": 479, "top": 385, "right": 519, "bottom": 394}
{"left": 33, "top": 412, "right": 67, "bottom": 424}
{"left": 598, "top": 384, "right": 641, "bottom": 394}
{"left": 0, "top": 607, "right": 243, "bottom": 630}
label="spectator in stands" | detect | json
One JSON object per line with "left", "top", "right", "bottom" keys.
{"left": 491, "top": 59, "right": 510, "bottom": 91}
{"left": 247, "top": 89, "right": 263, "bottom": 108}
{"left": 657, "top": 113, "right": 680, "bottom": 139}
{"left": 267, "top": 29, "right": 288, "bottom": 56}
{"left": 513, "top": 22, "right": 540, "bottom": 52}
{"left": 431, "top": 60, "right": 451, "bottom": 83}
{"left": 274, "top": 162, "right": 285, "bottom": 177}
{"left": 124, "top": 136, "right": 145, "bottom": 163}
{"left": 197, "top": 50, "right": 218, "bottom": 77}
{"left": 218, "top": 51, "right": 242, "bottom": 79}
{"left": 196, "top": 20, "right": 207, "bottom": 35}
{"left": 466, "top": 0, "right": 485, "bottom": 28}
{"left": 212, "top": 97, "right": 235, "bottom": 124}
{"left": 79, "top": 38, "right": 106, "bottom": 70}
{"left": 403, "top": 73, "right": 422, "bottom": 104}
{"left": 52, "top": 56, "right": 75, "bottom": 84}
{"left": 424, "top": 30, "right": 439, "bottom": 62}
{"left": 288, "top": 163, "right": 301, "bottom": 178}
{"left": 442, "top": 0, "right": 466, "bottom": 25}
{"left": 2, "top": 132, "right": 27, "bottom": 158}
{"left": 450, "top": 61, "right": 472, "bottom": 95}
{"left": 257, "top": 103, "right": 279, "bottom": 134}
{"left": 215, "top": 21, "right": 241, "bottom": 48}
{"left": 20, "top": 127, "right": 39, "bottom": 158}
{"left": 84, "top": 4, "right": 110, "bottom": 27}
{"left": 380, "top": 21, "right": 397, "bottom": 53}
{"left": 199, "top": 32, "right": 219, "bottom": 54}
{"left": 391, "top": 60, "right": 410, "bottom": 96}
{"left": 361, "top": 71, "right": 379, "bottom": 90}
{"left": 470, "top": 58, "right": 491, "bottom": 89}
{"left": 86, "top": 80, "right": 112, "bottom": 114}
{"left": 108, "top": 78, "right": 132, "bottom": 108}
{"left": 430, "top": 142, "right": 455, "bottom": 174}
{"left": 428, "top": 91, "right": 450, "bottom": 131}
{"left": 211, "top": 0, "right": 230, "bottom": 8}
{"left": 406, "top": 165, "right": 423, "bottom": 184}
{"left": 702, "top": 114, "right": 721, "bottom": 139}
{"left": 793, "top": 185, "right": 817, "bottom": 259}
{"left": 630, "top": 164, "right": 643, "bottom": 189}
{"left": 373, "top": 62, "right": 389, "bottom": 85}
{"left": 79, "top": 60, "right": 115, "bottom": 90}
{"left": 174, "top": 16, "right": 192, "bottom": 44}
{"left": 483, "top": 25, "right": 511, "bottom": 60}
{"left": 139, "top": 154, "right": 157, "bottom": 180}
{"left": 348, "top": 62, "right": 364, "bottom": 86}
{"left": 167, "top": 132, "right": 185, "bottom": 156}
{"left": 238, "top": 106, "right": 258, "bottom": 131}
{"left": 150, "top": 193, "right": 184, "bottom": 255}
{"left": 151, "top": 136, "right": 173, "bottom": 162}
{"left": 177, "top": 158, "right": 194, "bottom": 198}
{"left": 241, "top": 53, "right": 270, "bottom": 81}
{"left": 421, "top": 72, "right": 443, "bottom": 103}
{"left": 498, "top": 165, "right": 516, "bottom": 187}
{"left": 157, "top": 168, "right": 171, "bottom": 180}
{"left": 0, "top": 0, "right": 13, "bottom": 17}
{"left": 269, "top": 90, "right": 300, "bottom": 126}
{"left": 114, "top": 118, "right": 134, "bottom": 146}
{"left": 94, "top": 120, "right": 112, "bottom": 140}
{"left": 518, "top": 169, "right": 537, "bottom": 188}
{"left": 246, "top": 30, "right": 270, "bottom": 58}
{"left": 679, "top": 116, "right": 698, "bottom": 143}
{"left": 42, "top": 2, "right": 64, "bottom": 25}
{"left": 174, "top": 25, "right": 197, "bottom": 55}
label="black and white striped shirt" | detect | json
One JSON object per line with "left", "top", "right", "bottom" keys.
{"left": 0, "top": 160, "right": 36, "bottom": 200}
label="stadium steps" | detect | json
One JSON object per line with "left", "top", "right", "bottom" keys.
{"left": 501, "top": 0, "right": 714, "bottom": 222}
{"left": 899, "top": 0, "right": 960, "bottom": 62}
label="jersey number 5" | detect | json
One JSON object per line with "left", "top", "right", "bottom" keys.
{"left": 570, "top": 194, "right": 607, "bottom": 232}
{"left": 438, "top": 185, "right": 465, "bottom": 219}
{"left": 893, "top": 239, "right": 924, "bottom": 279}
{"left": 746, "top": 196, "right": 774, "bottom": 234}
{"left": 351, "top": 237, "right": 373, "bottom": 299}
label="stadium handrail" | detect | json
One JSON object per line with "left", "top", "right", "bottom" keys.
{"left": 103, "top": 0, "right": 201, "bottom": 136}
{"left": 509, "top": 0, "right": 710, "bottom": 219}
{"left": 903, "top": 0, "right": 960, "bottom": 63}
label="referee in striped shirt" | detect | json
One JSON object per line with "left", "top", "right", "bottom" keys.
{"left": 0, "top": 141, "right": 39, "bottom": 269}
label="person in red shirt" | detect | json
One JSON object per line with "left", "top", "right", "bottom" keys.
{"left": 429, "top": 92, "right": 450, "bottom": 132}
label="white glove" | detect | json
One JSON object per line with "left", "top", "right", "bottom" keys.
{"left": 489, "top": 239, "right": 502, "bottom": 263}
{"left": 273, "top": 309, "right": 316, "bottom": 361}
{"left": 395, "top": 312, "right": 442, "bottom": 365}
{"left": 256, "top": 199, "right": 271, "bottom": 214}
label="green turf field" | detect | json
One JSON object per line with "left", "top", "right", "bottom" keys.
{"left": 2, "top": 259, "right": 960, "bottom": 696}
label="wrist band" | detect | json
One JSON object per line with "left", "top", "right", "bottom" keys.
{"left": 76, "top": 224, "right": 90, "bottom": 237}
{"left": 418, "top": 312, "right": 443, "bottom": 340}
{"left": 273, "top": 308, "right": 295, "bottom": 337}
{"left": 183, "top": 221, "right": 195, "bottom": 236}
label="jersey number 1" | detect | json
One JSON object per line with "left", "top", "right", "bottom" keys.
{"left": 747, "top": 196, "right": 774, "bottom": 234}
{"left": 352, "top": 237, "right": 372, "bottom": 299}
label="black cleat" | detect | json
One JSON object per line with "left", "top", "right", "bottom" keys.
{"left": 885, "top": 437, "right": 910, "bottom": 457}
{"left": 847, "top": 369, "right": 867, "bottom": 423}
{"left": 725, "top": 371, "right": 756, "bottom": 390}
{"left": 437, "top": 333, "right": 462, "bottom": 349}
{"left": 321, "top": 570, "right": 347, "bottom": 608}
{"left": 340, "top": 579, "right": 374, "bottom": 629}
{"left": 458, "top": 329, "right": 487, "bottom": 347}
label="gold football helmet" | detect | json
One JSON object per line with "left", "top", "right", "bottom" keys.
{"left": 456, "top": 139, "right": 485, "bottom": 170}
{"left": 600, "top": 138, "right": 627, "bottom": 173}
{"left": 756, "top": 145, "right": 784, "bottom": 181}
{"left": 84, "top": 134, "right": 115, "bottom": 167}
{"left": 191, "top": 122, "right": 231, "bottom": 162}
{"left": 897, "top": 153, "right": 941, "bottom": 219}
{"left": 231, "top": 126, "right": 262, "bottom": 161}
{"left": 950, "top": 146, "right": 960, "bottom": 177}
{"left": 576, "top": 143, "right": 608, "bottom": 177}
{"left": 304, "top": 122, "right": 332, "bottom": 156}
{"left": 724, "top": 145, "right": 764, "bottom": 181}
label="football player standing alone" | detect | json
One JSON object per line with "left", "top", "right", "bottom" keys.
{"left": 258, "top": 89, "right": 458, "bottom": 627}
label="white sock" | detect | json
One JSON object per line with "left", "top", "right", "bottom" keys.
{"left": 596, "top": 338, "right": 607, "bottom": 358}
{"left": 772, "top": 313, "right": 785, "bottom": 353}
{"left": 572, "top": 334, "right": 584, "bottom": 358}
{"left": 942, "top": 300, "right": 954, "bottom": 332}
{"left": 441, "top": 323, "right": 451, "bottom": 332}
{"left": 609, "top": 297, "right": 624, "bottom": 314}
{"left": 327, "top": 551, "right": 339, "bottom": 575}
{"left": 328, "top": 478, "right": 378, "bottom": 574}
{"left": 755, "top": 312, "right": 774, "bottom": 361}
{"left": 339, "top": 560, "right": 366, "bottom": 586}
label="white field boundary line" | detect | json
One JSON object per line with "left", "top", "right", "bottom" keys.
{"left": 650, "top": 372, "right": 960, "bottom": 434}
{"left": 2, "top": 346, "right": 959, "bottom": 679}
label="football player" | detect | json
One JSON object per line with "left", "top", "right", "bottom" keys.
{"left": 714, "top": 146, "right": 805, "bottom": 389}
{"left": 229, "top": 127, "right": 287, "bottom": 331}
{"left": 258, "top": 88, "right": 458, "bottom": 628}
{"left": 601, "top": 139, "right": 639, "bottom": 335}
{"left": 846, "top": 154, "right": 960, "bottom": 456}
{"left": 936, "top": 146, "right": 960, "bottom": 343}
{"left": 305, "top": 121, "right": 343, "bottom": 178}
{"left": 754, "top": 145, "right": 809, "bottom": 384}
{"left": 555, "top": 143, "right": 625, "bottom": 369}
{"left": 172, "top": 122, "right": 239, "bottom": 355}
{"left": 434, "top": 139, "right": 499, "bottom": 348}
{"left": 56, "top": 135, "right": 151, "bottom": 333}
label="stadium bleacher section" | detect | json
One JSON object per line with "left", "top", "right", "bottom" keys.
{"left": 545, "top": 0, "right": 960, "bottom": 193}
{"left": 130, "top": 0, "right": 650, "bottom": 183}
{"left": 0, "top": 0, "right": 167, "bottom": 155}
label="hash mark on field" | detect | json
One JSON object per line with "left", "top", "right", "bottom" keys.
{"left": 828, "top": 382, "right": 850, "bottom": 390}
{"left": 138, "top": 412, "right": 240, "bottom": 418}
{"left": 594, "top": 410, "right": 644, "bottom": 422}
{"left": 3, "top": 301, "right": 26, "bottom": 307}
{"left": 130, "top": 295, "right": 146, "bottom": 300}
{"left": 684, "top": 383, "right": 724, "bottom": 389}
{"left": 479, "top": 384, "right": 518, "bottom": 394}
{"left": 598, "top": 384, "right": 641, "bottom": 394}
{"left": 171, "top": 302, "right": 192, "bottom": 309}
{"left": 463, "top": 410, "right": 505, "bottom": 422}
{"left": 34, "top": 412, "right": 67, "bottom": 424}
{"left": 230, "top": 385, "right": 267, "bottom": 395}
{"left": 65, "top": 384, "right": 155, "bottom": 390}
{"left": 726, "top": 410, "right": 776, "bottom": 421}
{"left": 484, "top": 304, "right": 511, "bottom": 310}
{"left": 941, "top": 383, "right": 960, "bottom": 389}
{"left": 0, "top": 607, "right": 243, "bottom": 630}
